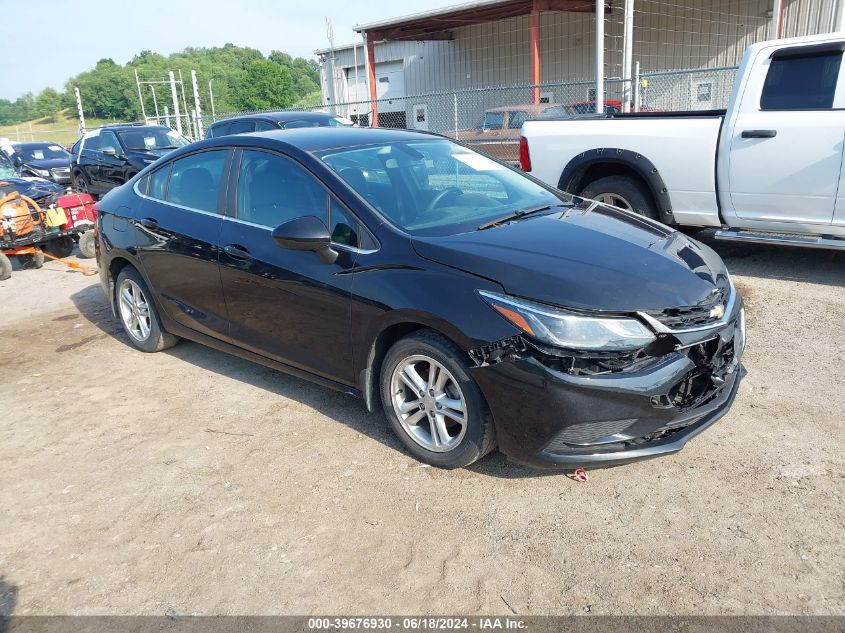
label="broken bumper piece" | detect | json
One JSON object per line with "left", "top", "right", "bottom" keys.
{"left": 468, "top": 302, "right": 745, "bottom": 469}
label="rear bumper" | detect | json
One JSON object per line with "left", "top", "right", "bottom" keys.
{"left": 470, "top": 307, "right": 745, "bottom": 469}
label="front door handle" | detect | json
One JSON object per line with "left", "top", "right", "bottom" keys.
{"left": 139, "top": 217, "right": 160, "bottom": 230}
{"left": 224, "top": 244, "right": 253, "bottom": 260}
{"left": 741, "top": 129, "right": 777, "bottom": 139}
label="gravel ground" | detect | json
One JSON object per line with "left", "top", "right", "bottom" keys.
{"left": 0, "top": 238, "right": 843, "bottom": 616}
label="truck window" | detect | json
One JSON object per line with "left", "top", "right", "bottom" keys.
{"left": 760, "top": 51, "right": 842, "bottom": 110}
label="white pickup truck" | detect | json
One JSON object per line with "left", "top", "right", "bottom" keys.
{"left": 521, "top": 33, "right": 845, "bottom": 250}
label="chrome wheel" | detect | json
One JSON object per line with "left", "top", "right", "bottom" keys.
{"left": 389, "top": 354, "right": 467, "bottom": 453}
{"left": 595, "top": 192, "right": 633, "bottom": 211}
{"left": 118, "top": 279, "right": 152, "bottom": 342}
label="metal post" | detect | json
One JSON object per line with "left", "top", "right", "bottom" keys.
{"left": 595, "top": 0, "right": 604, "bottom": 114}
{"left": 530, "top": 0, "right": 541, "bottom": 104}
{"left": 191, "top": 70, "right": 203, "bottom": 138}
{"left": 134, "top": 68, "right": 147, "bottom": 121}
{"left": 149, "top": 86, "right": 160, "bottom": 123}
{"left": 771, "top": 0, "right": 784, "bottom": 38}
{"left": 353, "top": 42, "right": 360, "bottom": 121}
{"left": 178, "top": 70, "right": 189, "bottom": 130}
{"left": 453, "top": 93, "right": 459, "bottom": 140}
{"left": 168, "top": 72, "right": 182, "bottom": 134}
{"left": 633, "top": 61, "right": 641, "bottom": 112}
{"left": 164, "top": 105, "right": 171, "bottom": 129}
{"left": 74, "top": 86, "right": 86, "bottom": 135}
{"left": 208, "top": 80, "right": 217, "bottom": 121}
{"left": 622, "top": 0, "right": 634, "bottom": 112}
{"left": 365, "top": 35, "right": 378, "bottom": 127}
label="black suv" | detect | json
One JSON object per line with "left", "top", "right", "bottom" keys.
{"left": 205, "top": 111, "right": 353, "bottom": 139}
{"left": 70, "top": 124, "right": 189, "bottom": 196}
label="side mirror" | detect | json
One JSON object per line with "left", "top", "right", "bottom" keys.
{"left": 271, "top": 215, "right": 338, "bottom": 264}
{"left": 102, "top": 147, "right": 117, "bottom": 156}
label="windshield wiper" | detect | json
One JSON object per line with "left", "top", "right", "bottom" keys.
{"left": 477, "top": 203, "right": 566, "bottom": 230}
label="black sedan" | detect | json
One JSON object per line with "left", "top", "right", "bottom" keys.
{"left": 205, "top": 111, "right": 353, "bottom": 139}
{"left": 95, "top": 127, "right": 745, "bottom": 469}
{"left": 10, "top": 141, "right": 72, "bottom": 184}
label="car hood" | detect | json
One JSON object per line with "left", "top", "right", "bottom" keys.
{"left": 411, "top": 201, "right": 728, "bottom": 313}
{"left": 128, "top": 148, "right": 174, "bottom": 161}
{"left": 0, "top": 176, "right": 64, "bottom": 202}
{"left": 24, "top": 158, "right": 69, "bottom": 171}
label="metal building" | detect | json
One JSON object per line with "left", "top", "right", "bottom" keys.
{"left": 316, "top": 0, "right": 842, "bottom": 130}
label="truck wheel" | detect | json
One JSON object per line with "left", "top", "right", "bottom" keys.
{"left": 0, "top": 253, "right": 11, "bottom": 281}
{"left": 20, "top": 251, "right": 45, "bottom": 269}
{"left": 78, "top": 231, "right": 96, "bottom": 259}
{"left": 579, "top": 175, "right": 659, "bottom": 221}
{"left": 45, "top": 236, "right": 75, "bottom": 259}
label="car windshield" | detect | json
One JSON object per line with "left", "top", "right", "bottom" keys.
{"left": 116, "top": 128, "right": 189, "bottom": 151}
{"left": 320, "top": 140, "right": 569, "bottom": 236}
{"left": 14, "top": 144, "right": 70, "bottom": 161}
{"left": 0, "top": 155, "right": 16, "bottom": 179}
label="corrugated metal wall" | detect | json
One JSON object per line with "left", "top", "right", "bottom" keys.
{"left": 319, "top": 0, "right": 838, "bottom": 103}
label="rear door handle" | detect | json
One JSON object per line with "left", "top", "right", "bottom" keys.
{"left": 224, "top": 244, "right": 253, "bottom": 260}
{"left": 741, "top": 129, "right": 777, "bottom": 138}
{"left": 139, "top": 217, "right": 160, "bottom": 230}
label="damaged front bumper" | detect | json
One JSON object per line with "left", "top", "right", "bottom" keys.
{"left": 469, "top": 298, "right": 746, "bottom": 469}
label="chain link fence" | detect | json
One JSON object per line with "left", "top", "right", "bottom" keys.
{"left": 168, "top": 66, "right": 739, "bottom": 161}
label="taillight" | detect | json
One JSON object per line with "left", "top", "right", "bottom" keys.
{"left": 519, "top": 136, "right": 531, "bottom": 172}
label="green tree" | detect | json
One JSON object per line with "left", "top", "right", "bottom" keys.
{"left": 34, "top": 88, "right": 63, "bottom": 121}
{"left": 236, "top": 60, "right": 295, "bottom": 111}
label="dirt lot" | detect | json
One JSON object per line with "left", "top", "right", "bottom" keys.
{"left": 0, "top": 238, "right": 843, "bottom": 616}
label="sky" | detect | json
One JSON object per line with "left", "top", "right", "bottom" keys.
{"left": 0, "top": 0, "right": 461, "bottom": 100}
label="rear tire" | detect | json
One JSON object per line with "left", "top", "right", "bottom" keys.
{"left": 45, "top": 236, "right": 75, "bottom": 259}
{"left": 0, "top": 253, "right": 11, "bottom": 281}
{"left": 114, "top": 266, "right": 179, "bottom": 353}
{"left": 78, "top": 231, "right": 95, "bottom": 259}
{"left": 579, "top": 175, "right": 659, "bottom": 221}
{"left": 380, "top": 330, "right": 496, "bottom": 469}
{"left": 20, "top": 251, "right": 44, "bottom": 269}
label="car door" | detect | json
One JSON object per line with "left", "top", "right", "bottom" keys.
{"left": 133, "top": 148, "right": 232, "bottom": 341}
{"left": 77, "top": 133, "right": 101, "bottom": 189}
{"left": 725, "top": 44, "right": 845, "bottom": 224}
{"left": 97, "top": 130, "right": 127, "bottom": 191}
{"left": 218, "top": 148, "right": 358, "bottom": 386}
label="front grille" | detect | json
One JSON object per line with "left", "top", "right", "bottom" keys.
{"left": 645, "top": 276, "right": 730, "bottom": 330}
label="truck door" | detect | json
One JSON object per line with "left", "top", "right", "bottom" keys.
{"left": 726, "top": 44, "right": 845, "bottom": 224}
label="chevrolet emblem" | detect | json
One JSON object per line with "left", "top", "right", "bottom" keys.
{"left": 709, "top": 304, "right": 725, "bottom": 319}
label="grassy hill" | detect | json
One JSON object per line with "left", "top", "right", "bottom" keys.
{"left": 0, "top": 110, "right": 115, "bottom": 146}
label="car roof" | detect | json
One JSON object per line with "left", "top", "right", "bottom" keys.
{"left": 12, "top": 141, "right": 57, "bottom": 148}
{"left": 211, "top": 111, "right": 343, "bottom": 126}
{"left": 202, "top": 126, "right": 444, "bottom": 153}
{"left": 486, "top": 104, "right": 561, "bottom": 113}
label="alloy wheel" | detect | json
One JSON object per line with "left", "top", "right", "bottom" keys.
{"left": 595, "top": 192, "right": 633, "bottom": 212}
{"left": 389, "top": 355, "right": 467, "bottom": 452}
{"left": 118, "top": 279, "right": 152, "bottom": 342}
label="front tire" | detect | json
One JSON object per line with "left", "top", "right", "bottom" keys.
{"left": 579, "top": 175, "right": 659, "bottom": 221}
{"left": 72, "top": 170, "right": 90, "bottom": 194}
{"left": 115, "top": 266, "right": 179, "bottom": 353}
{"left": 0, "top": 253, "right": 11, "bottom": 281}
{"left": 380, "top": 330, "right": 496, "bottom": 468}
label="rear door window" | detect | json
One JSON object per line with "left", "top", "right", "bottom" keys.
{"left": 761, "top": 50, "right": 842, "bottom": 110}
{"left": 254, "top": 120, "right": 278, "bottom": 132}
{"left": 166, "top": 151, "right": 227, "bottom": 213}
{"left": 228, "top": 120, "right": 255, "bottom": 134}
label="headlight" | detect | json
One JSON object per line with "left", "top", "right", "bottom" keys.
{"left": 479, "top": 290, "right": 656, "bottom": 352}
{"left": 32, "top": 168, "right": 50, "bottom": 178}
